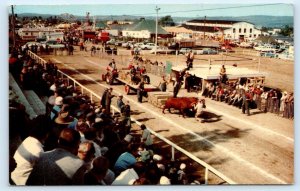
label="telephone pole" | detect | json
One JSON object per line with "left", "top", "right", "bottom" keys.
{"left": 155, "top": 6, "right": 160, "bottom": 55}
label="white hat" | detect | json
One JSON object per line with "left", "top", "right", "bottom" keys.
{"left": 159, "top": 176, "right": 171, "bottom": 185}
{"left": 95, "top": 117, "right": 103, "bottom": 123}
{"left": 55, "top": 96, "right": 63, "bottom": 106}
{"left": 95, "top": 108, "right": 101, "bottom": 113}
{"left": 124, "top": 134, "right": 133, "bottom": 142}
{"left": 180, "top": 163, "right": 186, "bottom": 170}
{"left": 153, "top": 154, "right": 162, "bottom": 161}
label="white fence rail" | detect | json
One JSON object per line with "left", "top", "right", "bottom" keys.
{"left": 27, "top": 50, "right": 236, "bottom": 185}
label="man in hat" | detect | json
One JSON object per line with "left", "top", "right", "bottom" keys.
{"left": 26, "top": 128, "right": 85, "bottom": 185}
{"left": 105, "top": 87, "right": 115, "bottom": 115}
{"left": 50, "top": 96, "right": 63, "bottom": 121}
{"left": 109, "top": 59, "right": 116, "bottom": 70}
{"left": 117, "top": 94, "right": 125, "bottom": 112}
{"left": 194, "top": 98, "right": 206, "bottom": 122}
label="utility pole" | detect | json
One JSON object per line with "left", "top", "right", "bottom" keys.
{"left": 203, "top": 15, "right": 206, "bottom": 40}
{"left": 11, "top": 5, "right": 16, "bottom": 48}
{"left": 155, "top": 6, "right": 160, "bottom": 55}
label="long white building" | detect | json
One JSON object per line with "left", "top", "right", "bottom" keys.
{"left": 182, "top": 19, "right": 269, "bottom": 41}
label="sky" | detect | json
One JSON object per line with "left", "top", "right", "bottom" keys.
{"left": 10, "top": 2, "right": 293, "bottom": 18}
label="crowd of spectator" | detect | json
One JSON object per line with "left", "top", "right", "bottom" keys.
{"left": 201, "top": 81, "right": 294, "bottom": 118}
{"left": 9, "top": 49, "right": 200, "bottom": 185}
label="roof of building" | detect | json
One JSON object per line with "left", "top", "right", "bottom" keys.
{"left": 187, "top": 19, "right": 241, "bottom": 25}
{"left": 125, "top": 18, "right": 169, "bottom": 34}
{"left": 163, "top": 26, "right": 193, "bottom": 33}
{"left": 181, "top": 24, "right": 230, "bottom": 33}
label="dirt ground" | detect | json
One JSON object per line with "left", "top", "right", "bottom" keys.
{"left": 40, "top": 45, "right": 294, "bottom": 184}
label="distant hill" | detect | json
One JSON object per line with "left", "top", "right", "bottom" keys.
{"left": 16, "top": 13, "right": 293, "bottom": 28}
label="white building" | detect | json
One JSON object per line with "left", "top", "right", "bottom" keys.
{"left": 18, "top": 27, "right": 58, "bottom": 41}
{"left": 182, "top": 19, "right": 269, "bottom": 41}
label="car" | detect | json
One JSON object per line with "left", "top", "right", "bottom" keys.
{"left": 196, "top": 48, "right": 218, "bottom": 55}
{"left": 114, "top": 40, "right": 124, "bottom": 46}
{"left": 21, "top": 42, "right": 42, "bottom": 51}
{"left": 134, "top": 43, "right": 145, "bottom": 48}
{"left": 140, "top": 43, "right": 156, "bottom": 50}
{"left": 122, "top": 41, "right": 134, "bottom": 48}
{"left": 41, "top": 40, "right": 65, "bottom": 49}
{"left": 106, "top": 39, "right": 116, "bottom": 45}
{"left": 150, "top": 47, "right": 176, "bottom": 54}
{"left": 260, "top": 51, "right": 278, "bottom": 58}
{"left": 179, "top": 48, "right": 191, "bottom": 55}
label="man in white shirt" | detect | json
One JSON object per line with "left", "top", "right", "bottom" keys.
{"left": 112, "top": 162, "right": 145, "bottom": 185}
{"left": 11, "top": 115, "right": 51, "bottom": 185}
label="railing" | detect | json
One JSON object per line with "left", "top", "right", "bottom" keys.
{"left": 27, "top": 50, "right": 236, "bottom": 185}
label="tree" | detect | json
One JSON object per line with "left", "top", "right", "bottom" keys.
{"left": 159, "top": 15, "right": 175, "bottom": 26}
{"left": 279, "top": 25, "right": 293, "bottom": 37}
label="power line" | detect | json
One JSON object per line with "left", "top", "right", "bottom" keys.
{"left": 126, "top": 3, "right": 284, "bottom": 17}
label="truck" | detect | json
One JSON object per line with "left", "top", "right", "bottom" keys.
{"left": 97, "top": 31, "right": 110, "bottom": 43}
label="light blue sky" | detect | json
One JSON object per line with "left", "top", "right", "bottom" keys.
{"left": 11, "top": 3, "right": 293, "bottom": 17}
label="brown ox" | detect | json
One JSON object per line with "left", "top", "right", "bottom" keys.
{"left": 162, "top": 97, "right": 198, "bottom": 117}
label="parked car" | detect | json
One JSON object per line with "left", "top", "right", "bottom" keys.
{"left": 41, "top": 40, "right": 65, "bottom": 49}
{"left": 21, "top": 42, "right": 42, "bottom": 51}
{"left": 140, "top": 43, "right": 156, "bottom": 50}
{"left": 122, "top": 41, "right": 134, "bottom": 48}
{"left": 179, "top": 48, "right": 191, "bottom": 55}
{"left": 106, "top": 39, "right": 116, "bottom": 45}
{"left": 134, "top": 43, "right": 145, "bottom": 48}
{"left": 114, "top": 40, "right": 124, "bottom": 46}
{"left": 150, "top": 47, "right": 176, "bottom": 54}
{"left": 197, "top": 48, "right": 218, "bottom": 55}
{"left": 260, "top": 51, "right": 278, "bottom": 58}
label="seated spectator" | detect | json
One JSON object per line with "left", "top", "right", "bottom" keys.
{"left": 26, "top": 128, "right": 85, "bottom": 185}
{"left": 112, "top": 161, "right": 145, "bottom": 185}
{"left": 83, "top": 156, "right": 110, "bottom": 185}
{"left": 114, "top": 143, "right": 139, "bottom": 175}
{"left": 11, "top": 115, "right": 51, "bottom": 185}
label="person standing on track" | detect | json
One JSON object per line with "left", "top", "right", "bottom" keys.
{"left": 137, "top": 80, "right": 145, "bottom": 103}
{"left": 105, "top": 88, "right": 115, "bottom": 115}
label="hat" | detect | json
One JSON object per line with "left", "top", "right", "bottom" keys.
{"left": 159, "top": 176, "right": 171, "bottom": 185}
{"left": 124, "top": 134, "right": 133, "bottom": 142}
{"left": 95, "top": 117, "right": 103, "bottom": 123}
{"left": 55, "top": 111, "right": 74, "bottom": 125}
{"left": 95, "top": 108, "right": 101, "bottom": 113}
{"left": 55, "top": 96, "right": 63, "bottom": 106}
{"left": 153, "top": 154, "right": 162, "bottom": 161}
{"left": 48, "top": 95, "right": 56, "bottom": 105}
{"left": 283, "top": 91, "right": 288, "bottom": 95}
{"left": 180, "top": 163, "right": 186, "bottom": 170}
{"left": 118, "top": 94, "right": 123, "bottom": 97}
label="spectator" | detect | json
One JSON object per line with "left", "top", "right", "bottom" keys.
{"left": 194, "top": 99, "right": 206, "bottom": 122}
{"left": 137, "top": 80, "right": 145, "bottom": 103}
{"left": 26, "top": 128, "right": 85, "bottom": 185}
{"left": 11, "top": 115, "right": 51, "bottom": 185}
{"left": 77, "top": 141, "right": 95, "bottom": 163}
{"left": 83, "top": 156, "right": 110, "bottom": 185}
{"left": 112, "top": 161, "right": 145, "bottom": 185}
{"left": 117, "top": 94, "right": 125, "bottom": 112}
{"left": 50, "top": 96, "right": 63, "bottom": 121}
{"left": 105, "top": 88, "right": 115, "bottom": 115}
{"left": 158, "top": 76, "right": 167, "bottom": 92}
{"left": 140, "top": 124, "right": 153, "bottom": 150}
{"left": 114, "top": 143, "right": 139, "bottom": 175}
{"left": 173, "top": 78, "right": 182, "bottom": 98}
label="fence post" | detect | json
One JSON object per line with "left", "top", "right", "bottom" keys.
{"left": 171, "top": 146, "right": 175, "bottom": 161}
{"left": 205, "top": 167, "right": 209, "bottom": 184}
{"left": 90, "top": 92, "right": 93, "bottom": 103}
